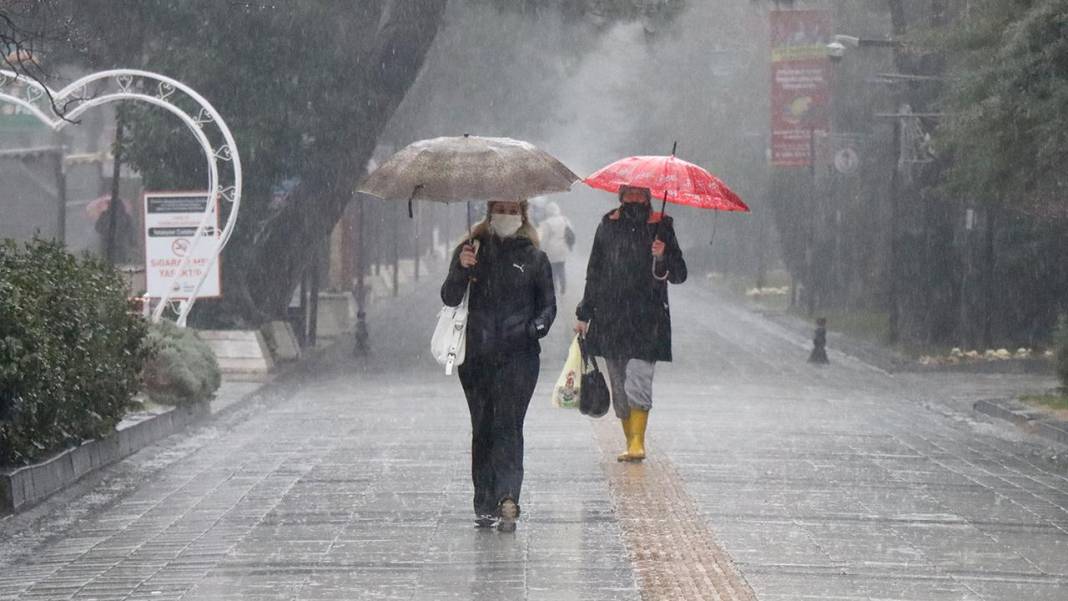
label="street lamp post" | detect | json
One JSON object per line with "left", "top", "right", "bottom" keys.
{"left": 824, "top": 35, "right": 913, "bottom": 344}
{"left": 806, "top": 124, "right": 818, "bottom": 317}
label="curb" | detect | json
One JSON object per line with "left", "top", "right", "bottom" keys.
{"left": 913, "top": 357, "right": 1053, "bottom": 376}
{"left": 0, "top": 267, "right": 436, "bottom": 515}
{"left": 974, "top": 399, "right": 1068, "bottom": 447}
{"left": 0, "top": 402, "right": 209, "bottom": 513}
{"left": 0, "top": 338, "right": 337, "bottom": 515}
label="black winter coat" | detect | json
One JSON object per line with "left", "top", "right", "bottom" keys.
{"left": 576, "top": 207, "right": 687, "bottom": 362}
{"left": 441, "top": 234, "right": 556, "bottom": 359}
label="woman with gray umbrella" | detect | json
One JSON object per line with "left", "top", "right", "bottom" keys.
{"left": 441, "top": 199, "right": 556, "bottom": 531}
{"left": 359, "top": 136, "right": 576, "bottom": 531}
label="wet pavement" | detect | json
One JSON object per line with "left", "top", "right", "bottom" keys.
{"left": 656, "top": 284, "right": 1068, "bottom": 601}
{"left": 1, "top": 261, "right": 1066, "bottom": 600}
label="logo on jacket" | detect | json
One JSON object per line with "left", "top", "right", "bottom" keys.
{"left": 513, "top": 263, "right": 525, "bottom": 273}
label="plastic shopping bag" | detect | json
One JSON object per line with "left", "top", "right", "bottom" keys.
{"left": 551, "top": 336, "right": 583, "bottom": 408}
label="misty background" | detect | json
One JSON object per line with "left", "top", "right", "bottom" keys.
{"left": 381, "top": 0, "right": 771, "bottom": 278}
{"left": 4, "top": 0, "right": 1067, "bottom": 355}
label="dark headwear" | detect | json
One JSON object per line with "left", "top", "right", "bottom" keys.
{"left": 618, "top": 185, "right": 652, "bottom": 204}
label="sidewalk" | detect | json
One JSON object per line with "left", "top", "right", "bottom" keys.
{"left": 1, "top": 268, "right": 1066, "bottom": 600}
{"left": 0, "top": 276, "right": 640, "bottom": 601}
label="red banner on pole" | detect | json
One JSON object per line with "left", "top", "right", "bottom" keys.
{"left": 770, "top": 9, "right": 831, "bottom": 168}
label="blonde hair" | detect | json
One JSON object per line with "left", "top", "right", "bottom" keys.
{"left": 468, "top": 200, "right": 540, "bottom": 247}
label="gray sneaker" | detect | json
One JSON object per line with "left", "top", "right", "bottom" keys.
{"left": 474, "top": 514, "right": 497, "bottom": 528}
{"left": 497, "top": 499, "right": 519, "bottom": 532}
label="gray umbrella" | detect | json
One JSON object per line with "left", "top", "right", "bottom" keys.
{"left": 357, "top": 135, "right": 580, "bottom": 219}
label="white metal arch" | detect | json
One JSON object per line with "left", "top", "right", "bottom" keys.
{"left": 0, "top": 69, "right": 242, "bottom": 327}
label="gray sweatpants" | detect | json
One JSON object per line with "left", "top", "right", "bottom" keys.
{"left": 604, "top": 358, "right": 656, "bottom": 419}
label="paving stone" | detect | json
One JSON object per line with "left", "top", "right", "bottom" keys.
{"left": 649, "top": 283, "right": 1068, "bottom": 600}
{"left": 1, "top": 277, "right": 1067, "bottom": 600}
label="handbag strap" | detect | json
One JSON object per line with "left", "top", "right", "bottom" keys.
{"left": 444, "top": 281, "right": 472, "bottom": 377}
{"left": 576, "top": 335, "right": 601, "bottom": 374}
{"left": 458, "top": 280, "right": 471, "bottom": 310}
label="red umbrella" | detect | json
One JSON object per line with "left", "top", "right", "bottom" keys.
{"left": 584, "top": 146, "right": 749, "bottom": 215}
{"left": 85, "top": 195, "right": 133, "bottom": 220}
{"left": 585, "top": 144, "right": 749, "bottom": 280}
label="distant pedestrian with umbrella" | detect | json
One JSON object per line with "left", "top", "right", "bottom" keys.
{"left": 537, "top": 201, "right": 576, "bottom": 295}
{"left": 89, "top": 196, "right": 134, "bottom": 264}
{"left": 358, "top": 135, "right": 577, "bottom": 531}
{"left": 576, "top": 145, "right": 748, "bottom": 463}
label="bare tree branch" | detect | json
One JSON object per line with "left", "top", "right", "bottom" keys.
{"left": 0, "top": 2, "right": 78, "bottom": 120}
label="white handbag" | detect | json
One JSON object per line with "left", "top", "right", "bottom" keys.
{"left": 432, "top": 240, "right": 479, "bottom": 375}
{"left": 431, "top": 282, "right": 470, "bottom": 375}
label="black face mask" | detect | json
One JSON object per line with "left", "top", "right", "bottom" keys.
{"left": 620, "top": 202, "right": 650, "bottom": 222}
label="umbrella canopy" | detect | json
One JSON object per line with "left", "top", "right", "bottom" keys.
{"left": 85, "top": 195, "right": 133, "bottom": 220}
{"left": 585, "top": 154, "right": 749, "bottom": 213}
{"left": 357, "top": 135, "right": 579, "bottom": 213}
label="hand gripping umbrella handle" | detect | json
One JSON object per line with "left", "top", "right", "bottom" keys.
{"left": 652, "top": 258, "right": 670, "bottom": 281}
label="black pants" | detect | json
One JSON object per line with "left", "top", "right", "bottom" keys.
{"left": 550, "top": 262, "right": 566, "bottom": 295}
{"left": 458, "top": 351, "right": 539, "bottom": 515}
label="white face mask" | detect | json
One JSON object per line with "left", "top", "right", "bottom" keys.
{"left": 490, "top": 214, "right": 523, "bottom": 238}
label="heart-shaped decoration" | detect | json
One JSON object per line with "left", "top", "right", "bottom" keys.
{"left": 115, "top": 73, "right": 134, "bottom": 93}
{"left": 0, "top": 69, "right": 242, "bottom": 327}
{"left": 156, "top": 81, "right": 175, "bottom": 101}
{"left": 24, "top": 85, "right": 44, "bottom": 104}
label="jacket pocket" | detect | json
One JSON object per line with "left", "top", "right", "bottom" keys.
{"left": 499, "top": 315, "right": 534, "bottom": 348}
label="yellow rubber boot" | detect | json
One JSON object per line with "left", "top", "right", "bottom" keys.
{"left": 616, "top": 415, "right": 635, "bottom": 462}
{"left": 625, "top": 409, "right": 648, "bottom": 462}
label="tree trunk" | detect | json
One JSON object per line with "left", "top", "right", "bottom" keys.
{"left": 982, "top": 206, "right": 996, "bottom": 350}
{"left": 106, "top": 108, "right": 124, "bottom": 266}
{"left": 233, "top": 0, "right": 448, "bottom": 324}
{"left": 887, "top": 118, "right": 901, "bottom": 345}
{"left": 959, "top": 207, "right": 974, "bottom": 350}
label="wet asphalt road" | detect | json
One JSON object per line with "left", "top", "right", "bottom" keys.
{"left": 1, "top": 258, "right": 1065, "bottom": 601}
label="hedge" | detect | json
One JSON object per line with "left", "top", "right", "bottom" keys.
{"left": 0, "top": 239, "right": 150, "bottom": 466}
{"left": 142, "top": 320, "right": 221, "bottom": 406}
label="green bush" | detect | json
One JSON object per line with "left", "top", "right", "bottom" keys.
{"left": 1054, "top": 315, "right": 1068, "bottom": 390}
{"left": 141, "top": 321, "right": 221, "bottom": 407}
{"left": 0, "top": 239, "right": 150, "bottom": 466}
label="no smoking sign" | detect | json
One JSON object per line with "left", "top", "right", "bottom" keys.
{"left": 171, "top": 238, "right": 190, "bottom": 257}
{"left": 144, "top": 192, "right": 221, "bottom": 299}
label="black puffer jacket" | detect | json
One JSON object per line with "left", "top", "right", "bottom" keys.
{"left": 441, "top": 234, "right": 556, "bottom": 359}
{"left": 576, "top": 205, "right": 686, "bottom": 362}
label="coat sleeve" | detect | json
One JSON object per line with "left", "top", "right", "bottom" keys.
{"left": 527, "top": 251, "right": 557, "bottom": 339}
{"left": 441, "top": 243, "right": 475, "bottom": 306}
{"left": 658, "top": 218, "right": 687, "bottom": 285}
{"left": 576, "top": 223, "right": 605, "bottom": 322}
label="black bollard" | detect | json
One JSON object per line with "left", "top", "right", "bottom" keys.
{"left": 353, "top": 311, "right": 369, "bottom": 356}
{"left": 808, "top": 317, "right": 829, "bottom": 364}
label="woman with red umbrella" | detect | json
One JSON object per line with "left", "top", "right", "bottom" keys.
{"left": 575, "top": 148, "right": 748, "bottom": 462}
{"left": 574, "top": 184, "right": 687, "bottom": 462}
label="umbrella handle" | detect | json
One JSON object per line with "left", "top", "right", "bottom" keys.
{"left": 652, "top": 258, "right": 670, "bottom": 282}
{"left": 407, "top": 184, "right": 424, "bottom": 219}
{"left": 466, "top": 201, "right": 473, "bottom": 242}
{"left": 652, "top": 188, "right": 669, "bottom": 281}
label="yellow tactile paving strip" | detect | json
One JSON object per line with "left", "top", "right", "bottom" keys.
{"left": 594, "top": 418, "right": 759, "bottom": 601}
